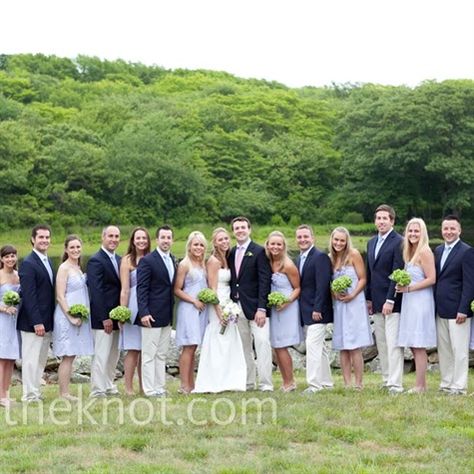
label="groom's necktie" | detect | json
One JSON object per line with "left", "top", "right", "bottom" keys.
{"left": 235, "top": 246, "right": 245, "bottom": 277}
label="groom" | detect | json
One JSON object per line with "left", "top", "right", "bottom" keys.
{"left": 229, "top": 216, "right": 272, "bottom": 391}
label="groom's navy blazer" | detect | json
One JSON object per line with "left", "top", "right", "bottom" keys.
{"left": 365, "top": 230, "right": 404, "bottom": 314}
{"left": 434, "top": 241, "right": 474, "bottom": 319}
{"left": 297, "top": 246, "right": 333, "bottom": 326}
{"left": 17, "top": 251, "right": 55, "bottom": 333}
{"left": 229, "top": 241, "right": 271, "bottom": 321}
{"left": 137, "top": 250, "right": 175, "bottom": 328}
{"left": 87, "top": 249, "right": 121, "bottom": 330}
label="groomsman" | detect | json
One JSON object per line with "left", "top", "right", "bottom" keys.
{"left": 434, "top": 215, "right": 474, "bottom": 395}
{"left": 17, "top": 225, "right": 55, "bottom": 402}
{"left": 229, "top": 217, "right": 273, "bottom": 391}
{"left": 87, "top": 225, "right": 121, "bottom": 398}
{"left": 365, "top": 204, "right": 404, "bottom": 394}
{"left": 296, "top": 225, "right": 334, "bottom": 393}
{"left": 137, "top": 225, "right": 175, "bottom": 397}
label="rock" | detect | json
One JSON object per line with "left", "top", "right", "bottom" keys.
{"left": 403, "top": 347, "right": 414, "bottom": 360}
{"left": 288, "top": 347, "right": 306, "bottom": 370}
{"left": 71, "top": 373, "right": 90, "bottom": 383}
{"left": 428, "top": 351, "right": 439, "bottom": 364}
{"left": 292, "top": 341, "right": 306, "bottom": 355}
{"left": 362, "top": 344, "right": 378, "bottom": 361}
{"left": 403, "top": 360, "right": 415, "bottom": 373}
{"left": 166, "top": 329, "right": 180, "bottom": 370}
{"left": 73, "top": 356, "right": 92, "bottom": 374}
{"left": 427, "top": 363, "right": 439, "bottom": 373}
{"left": 367, "top": 356, "right": 382, "bottom": 373}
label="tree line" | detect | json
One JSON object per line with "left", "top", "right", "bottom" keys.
{"left": 1, "top": 53, "right": 473, "bottom": 230}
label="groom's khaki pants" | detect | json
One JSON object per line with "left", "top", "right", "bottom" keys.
{"left": 237, "top": 315, "right": 273, "bottom": 390}
{"left": 21, "top": 331, "right": 51, "bottom": 401}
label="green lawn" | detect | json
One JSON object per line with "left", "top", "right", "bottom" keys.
{"left": 1, "top": 371, "right": 472, "bottom": 473}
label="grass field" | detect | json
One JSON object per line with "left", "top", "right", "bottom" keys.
{"left": 1, "top": 371, "right": 472, "bottom": 473}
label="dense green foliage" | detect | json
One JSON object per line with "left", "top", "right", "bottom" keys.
{"left": 1, "top": 53, "right": 473, "bottom": 230}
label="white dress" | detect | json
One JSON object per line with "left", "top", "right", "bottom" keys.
{"left": 193, "top": 268, "right": 247, "bottom": 393}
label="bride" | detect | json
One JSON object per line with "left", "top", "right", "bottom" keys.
{"left": 193, "top": 227, "right": 247, "bottom": 393}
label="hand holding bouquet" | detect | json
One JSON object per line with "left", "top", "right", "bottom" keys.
{"left": 109, "top": 305, "right": 132, "bottom": 323}
{"left": 3, "top": 290, "right": 20, "bottom": 306}
{"left": 331, "top": 276, "right": 352, "bottom": 294}
{"left": 69, "top": 304, "right": 90, "bottom": 321}
{"left": 197, "top": 288, "right": 219, "bottom": 305}
{"left": 390, "top": 269, "right": 412, "bottom": 287}
{"left": 220, "top": 300, "right": 240, "bottom": 335}
{"left": 267, "top": 291, "right": 290, "bottom": 310}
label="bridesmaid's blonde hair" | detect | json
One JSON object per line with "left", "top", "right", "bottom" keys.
{"left": 403, "top": 217, "right": 431, "bottom": 264}
{"left": 329, "top": 227, "right": 353, "bottom": 269}
{"left": 180, "top": 231, "right": 207, "bottom": 273}
{"left": 265, "top": 231, "right": 288, "bottom": 273}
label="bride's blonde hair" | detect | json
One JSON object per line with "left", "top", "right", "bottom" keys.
{"left": 211, "top": 227, "right": 230, "bottom": 268}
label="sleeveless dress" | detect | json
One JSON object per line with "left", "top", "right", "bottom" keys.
{"left": 120, "top": 269, "right": 141, "bottom": 351}
{"left": 175, "top": 267, "right": 209, "bottom": 347}
{"left": 270, "top": 272, "right": 303, "bottom": 348}
{"left": 193, "top": 268, "right": 247, "bottom": 393}
{"left": 0, "top": 283, "right": 21, "bottom": 359}
{"left": 470, "top": 318, "right": 474, "bottom": 350}
{"left": 52, "top": 273, "right": 94, "bottom": 357}
{"left": 398, "top": 263, "right": 436, "bottom": 348}
{"left": 332, "top": 266, "right": 374, "bottom": 350}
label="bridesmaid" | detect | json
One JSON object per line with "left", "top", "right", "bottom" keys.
{"left": 265, "top": 231, "right": 301, "bottom": 392}
{"left": 329, "top": 227, "right": 373, "bottom": 390}
{"left": 53, "top": 235, "right": 93, "bottom": 400}
{"left": 396, "top": 218, "right": 436, "bottom": 393}
{"left": 119, "top": 227, "right": 151, "bottom": 395}
{"left": 0, "top": 245, "right": 20, "bottom": 408}
{"left": 174, "top": 231, "right": 208, "bottom": 394}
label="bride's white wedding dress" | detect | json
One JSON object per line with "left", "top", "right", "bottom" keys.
{"left": 193, "top": 268, "right": 247, "bottom": 393}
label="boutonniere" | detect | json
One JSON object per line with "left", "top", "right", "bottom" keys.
{"left": 245, "top": 251, "right": 253, "bottom": 257}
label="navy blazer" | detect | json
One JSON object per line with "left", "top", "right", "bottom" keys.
{"left": 434, "top": 241, "right": 474, "bottom": 319}
{"left": 17, "top": 251, "right": 55, "bottom": 332}
{"left": 87, "top": 249, "right": 121, "bottom": 330}
{"left": 136, "top": 250, "right": 175, "bottom": 328}
{"left": 297, "top": 246, "right": 333, "bottom": 325}
{"left": 228, "top": 241, "right": 272, "bottom": 321}
{"left": 365, "top": 230, "right": 404, "bottom": 313}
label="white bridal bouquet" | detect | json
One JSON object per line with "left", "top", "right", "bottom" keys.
{"left": 220, "top": 300, "right": 240, "bottom": 335}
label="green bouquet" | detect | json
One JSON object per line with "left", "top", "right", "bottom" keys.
{"left": 109, "top": 305, "right": 132, "bottom": 323}
{"left": 470, "top": 300, "right": 474, "bottom": 312}
{"left": 3, "top": 290, "right": 20, "bottom": 306}
{"left": 267, "top": 291, "right": 290, "bottom": 308}
{"left": 390, "top": 269, "right": 411, "bottom": 286}
{"left": 69, "top": 304, "right": 89, "bottom": 321}
{"left": 331, "top": 276, "right": 352, "bottom": 294}
{"left": 197, "top": 288, "right": 219, "bottom": 305}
